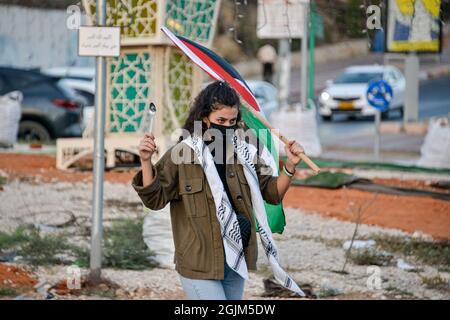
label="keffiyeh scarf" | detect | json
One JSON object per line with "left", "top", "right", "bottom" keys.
{"left": 182, "top": 134, "right": 305, "bottom": 296}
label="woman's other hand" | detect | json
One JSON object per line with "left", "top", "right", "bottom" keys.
{"left": 284, "top": 140, "right": 304, "bottom": 171}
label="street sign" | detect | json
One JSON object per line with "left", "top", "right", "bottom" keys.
{"left": 366, "top": 79, "right": 393, "bottom": 112}
{"left": 386, "top": 0, "right": 442, "bottom": 54}
{"left": 78, "top": 26, "right": 120, "bottom": 57}
{"left": 366, "top": 79, "right": 393, "bottom": 160}
{"left": 257, "top": 0, "right": 309, "bottom": 39}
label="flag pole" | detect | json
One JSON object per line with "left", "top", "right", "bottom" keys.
{"left": 241, "top": 102, "right": 321, "bottom": 174}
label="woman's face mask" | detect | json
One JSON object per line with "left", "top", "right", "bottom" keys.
{"left": 204, "top": 105, "right": 239, "bottom": 136}
{"left": 209, "top": 122, "right": 238, "bottom": 136}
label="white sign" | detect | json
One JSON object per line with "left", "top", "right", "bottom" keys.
{"left": 257, "top": 0, "right": 309, "bottom": 39}
{"left": 78, "top": 26, "right": 120, "bottom": 57}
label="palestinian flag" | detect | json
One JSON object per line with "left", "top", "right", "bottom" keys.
{"left": 162, "top": 26, "right": 286, "bottom": 234}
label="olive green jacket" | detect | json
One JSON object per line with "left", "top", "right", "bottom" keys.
{"left": 131, "top": 141, "right": 281, "bottom": 280}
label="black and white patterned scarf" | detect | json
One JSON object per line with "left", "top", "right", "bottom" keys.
{"left": 182, "top": 134, "right": 305, "bottom": 296}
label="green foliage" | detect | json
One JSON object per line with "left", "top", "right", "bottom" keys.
{"left": 0, "top": 224, "right": 85, "bottom": 266}
{"left": 372, "top": 234, "right": 450, "bottom": 267}
{"left": 103, "top": 218, "right": 158, "bottom": 270}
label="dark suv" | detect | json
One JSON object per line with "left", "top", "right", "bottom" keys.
{"left": 0, "top": 67, "right": 86, "bottom": 142}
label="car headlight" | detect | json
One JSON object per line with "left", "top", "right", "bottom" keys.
{"left": 320, "top": 92, "right": 330, "bottom": 101}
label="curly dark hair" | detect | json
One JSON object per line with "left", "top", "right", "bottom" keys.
{"left": 182, "top": 81, "right": 241, "bottom": 135}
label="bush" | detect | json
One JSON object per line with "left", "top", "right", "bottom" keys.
{"left": 103, "top": 218, "right": 158, "bottom": 270}
{"left": 0, "top": 219, "right": 158, "bottom": 270}
{"left": 372, "top": 234, "right": 450, "bottom": 267}
{"left": 421, "top": 275, "right": 450, "bottom": 292}
{"left": 349, "top": 249, "right": 393, "bottom": 266}
{"left": 0, "top": 224, "right": 86, "bottom": 266}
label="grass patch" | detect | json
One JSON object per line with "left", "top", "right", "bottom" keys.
{"left": 317, "top": 285, "right": 342, "bottom": 298}
{"left": 0, "top": 287, "right": 20, "bottom": 297}
{"left": 0, "top": 224, "right": 88, "bottom": 266}
{"left": 0, "top": 176, "right": 7, "bottom": 187}
{"left": 286, "top": 156, "right": 450, "bottom": 175}
{"left": 349, "top": 249, "right": 393, "bottom": 266}
{"left": 104, "top": 199, "right": 143, "bottom": 210}
{"left": 0, "top": 219, "right": 157, "bottom": 270}
{"left": 103, "top": 218, "right": 158, "bottom": 270}
{"left": 371, "top": 234, "right": 450, "bottom": 267}
{"left": 16, "top": 139, "right": 56, "bottom": 146}
{"left": 421, "top": 275, "right": 449, "bottom": 292}
{"left": 385, "top": 286, "right": 414, "bottom": 298}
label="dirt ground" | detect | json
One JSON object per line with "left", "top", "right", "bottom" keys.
{"left": 0, "top": 263, "right": 37, "bottom": 293}
{"left": 283, "top": 186, "right": 450, "bottom": 241}
{"left": 0, "top": 153, "right": 135, "bottom": 184}
{"left": 1, "top": 153, "right": 449, "bottom": 240}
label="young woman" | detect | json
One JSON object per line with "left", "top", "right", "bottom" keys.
{"left": 132, "top": 81, "right": 305, "bottom": 300}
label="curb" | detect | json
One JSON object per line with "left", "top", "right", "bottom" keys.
{"left": 424, "top": 64, "right": 450, "bottom": 80}
{"left": 380, "top": 122, "right": 428, "bottom": 135}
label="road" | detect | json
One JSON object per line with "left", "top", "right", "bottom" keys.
{"left": 317, "top": 75, "right": 450, "bottom": 146}
{"left": 287, "top": 48, "right": 450, "bottom": 147}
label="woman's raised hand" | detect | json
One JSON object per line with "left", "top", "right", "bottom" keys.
{"left": 139, "top": 133, "right": 156, "bottom": 162}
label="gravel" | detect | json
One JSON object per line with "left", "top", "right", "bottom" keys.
{"left": 1, "top": 180, "right": 448, "bottom": 300}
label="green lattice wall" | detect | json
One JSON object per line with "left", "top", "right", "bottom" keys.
{"left": 163, "top": 48, "right": 195, "bottom": 134}
{"left": 109, "top": 52, "right": 152, "bottom": 133}
{"left": 83, "top": 0, "right": 158, "bottom": 38}
{"left": 165, "top": 0, "right": 218, "bottom": 44}
{"left": 82, "top": 0, "right": 219, "bottom": 45}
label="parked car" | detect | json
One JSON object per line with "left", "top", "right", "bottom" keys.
{"left": 58, "top": 78, "right": 95, "bottom": 131}
{"left": 0, "top": 67, "right": 86, "bottom": 142}
{"left": 318, "top": 65, "right": 405, "bottom": 121}
{"left": 42, "top": 67, "right": 95, "bottom": 130}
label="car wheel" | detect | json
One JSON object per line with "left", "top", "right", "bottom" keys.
{"left": 399, "top": 106, "right": 404, "bottom": 118}
{"left": 321, "top": 115, "right": 332, "bottom": 122}
{"left": 18, "top": 120, "right": 51, "bottom": 142}
{"left": 381, "top": 110, "right": 390, "bottom": 120}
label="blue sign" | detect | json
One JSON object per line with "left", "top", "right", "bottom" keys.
{"left": 366, "top": 80, "right": 393, "bottom": 111}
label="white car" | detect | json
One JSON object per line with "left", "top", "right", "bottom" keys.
{"left": 318, "top": 65, "right": 405, "bottom": 121}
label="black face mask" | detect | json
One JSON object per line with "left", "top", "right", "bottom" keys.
{"left": 209, "top": 122, "right": 237, "bottom": 137}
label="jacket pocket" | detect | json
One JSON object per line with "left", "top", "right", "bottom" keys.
{"left": 179, "top": 177, "right": 207, "bottom": 217}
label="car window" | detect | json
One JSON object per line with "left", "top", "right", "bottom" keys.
{"left": 384, "top": 71, "right": 397, "bottom": 84}
{"left": 394, "top": 69, "right": 403, "bottom": 81}
{"left": 334, "top": 72, "right": 383, "bottom": 84}
{"left": 3, "top": 71, "right": 44, "bottom": 91}
{"left": 0, "top": 76, "right": 10, "bottom": 95}
{"left": 23, "top": 81, "right": 60, "bottom": 97}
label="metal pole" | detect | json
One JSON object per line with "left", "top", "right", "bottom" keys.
{"left": 89, "top": 0, "right": 107, "bottom": 282}
{"left": 374, "top": 109, "right": 381, "bottom": 160}
{"left": 300, "top": 1, "right": 309, "bottom": 110}
{"left": 308, "top": 0, "right": 316, "bottom": 102}
{"left": 404, "top": 53, "right": 419, "bottom": 127}
{"left": 277, "top": 39, "right": 291, "bottom": 110}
